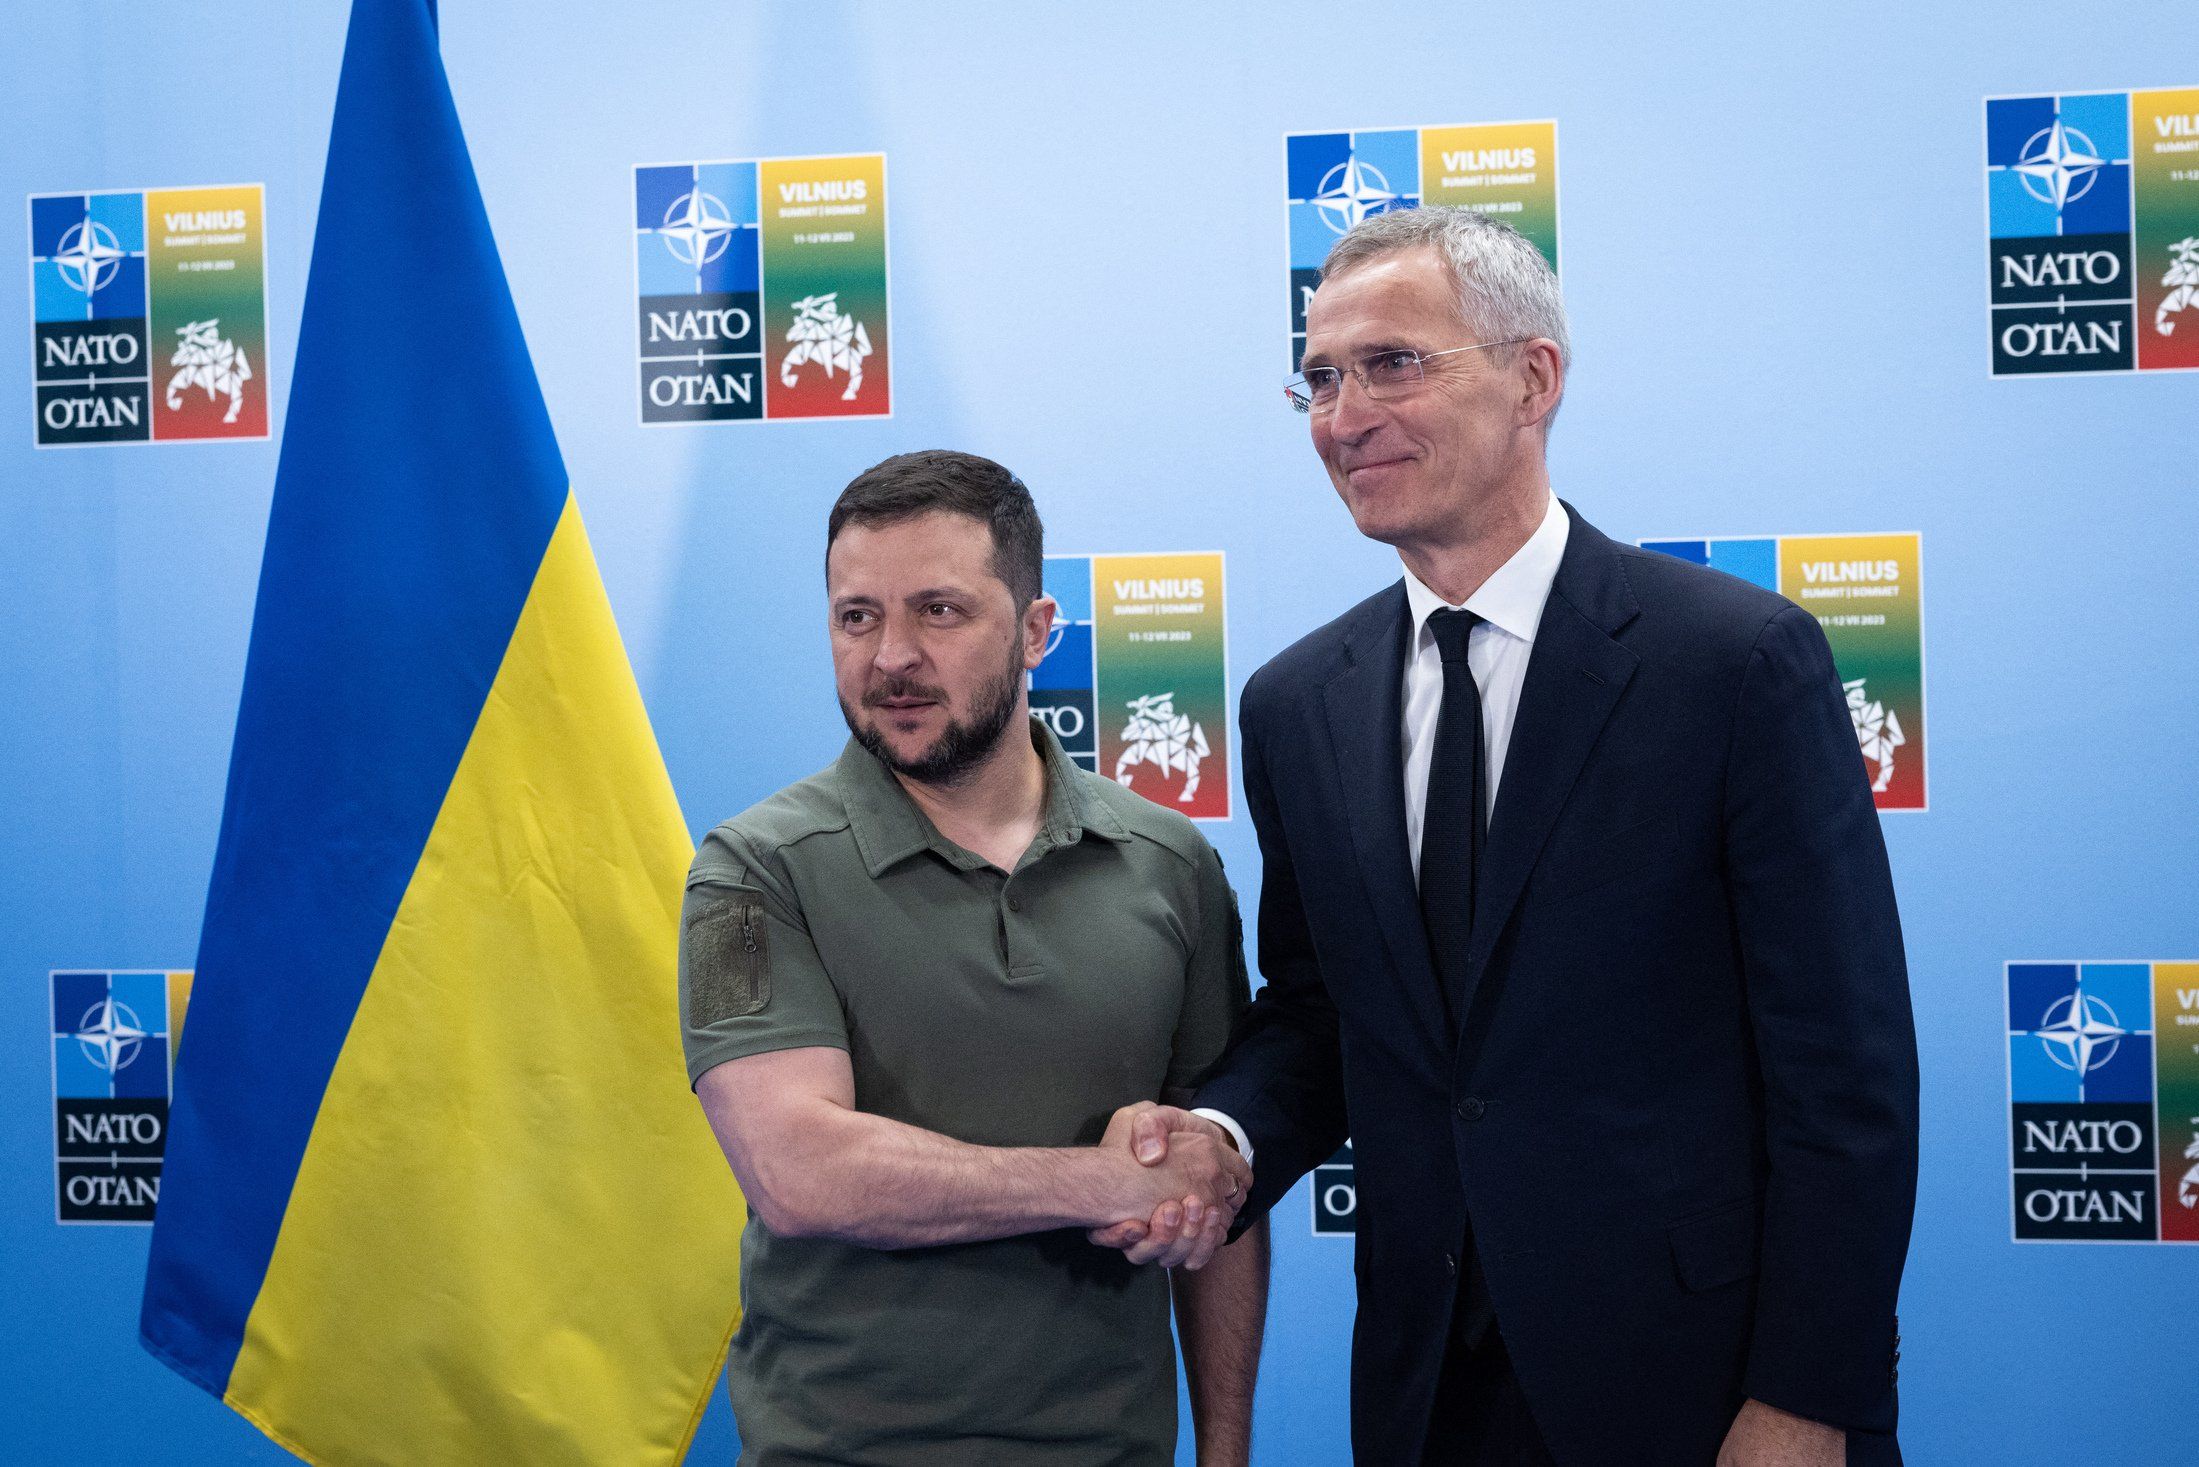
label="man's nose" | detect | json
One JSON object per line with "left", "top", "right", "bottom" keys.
{"left": 873, "top": 616, "right": 923, "bottom": 674}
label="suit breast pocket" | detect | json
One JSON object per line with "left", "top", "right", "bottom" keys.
{"left": 1532, "top": 814, "right": 1678, "bottom": 908}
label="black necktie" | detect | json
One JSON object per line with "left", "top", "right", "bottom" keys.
{"left": 1420, "top": 608, "right": 1500, "bottom": 1356}
{"left": 1419, "top": 608, "right": 1486, "bottom": 1026}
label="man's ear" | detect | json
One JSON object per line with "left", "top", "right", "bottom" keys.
{"left": 1022, "top": 594, "right": 1058, "bottom": 671}
{"left": 1518, "top": 339, "right": 1565, "bottom": 430}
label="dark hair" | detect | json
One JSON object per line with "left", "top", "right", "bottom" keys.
{"left": 826, "top": 450, "right": 1044, "bottom": 606}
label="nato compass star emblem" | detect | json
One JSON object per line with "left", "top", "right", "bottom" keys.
{"left": 52, "top": 218, "right": 126, "bottom": 296}
{"left": 1312, "top": 158, "right": 1403, "bottom": 234}
{"left": 74, "top": 998, "right": 147, "bottom": 1075}
{"left": 658, "top": 188, "right": 735, "bottom": 267}
{"left": 2032, "top": 991, "right": 2126, "bottom": 1075}
{"left": 2013, "top": 120, "right": 2106, "bottom": 210}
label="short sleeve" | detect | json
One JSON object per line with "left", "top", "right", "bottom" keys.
{"left": 678, "top": 829, "right": 848, "bottom": 1087}
{"left": 1165, "top": 845, "right": 1251, "bottom": 1090}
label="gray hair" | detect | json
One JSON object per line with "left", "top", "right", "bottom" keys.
{"left": 1321, "top": 206, "right": 1571, "bottom": 371}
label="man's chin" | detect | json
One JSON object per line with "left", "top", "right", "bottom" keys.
{"left": 1333, "top": 481, "right": 1412, "bottom": 546}
{"left": 1340, "top": 501, "right": 1416, "bottom": 549}
{"left": 857, "top": 720, "right": 945, "bottom": 766}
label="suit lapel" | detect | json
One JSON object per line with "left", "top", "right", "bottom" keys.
{"left": 1321, "top": 585, "right": 1451, "bottom": 1052}
{"left": 1467, "top": 509, "right": 1642, "bottom": 981}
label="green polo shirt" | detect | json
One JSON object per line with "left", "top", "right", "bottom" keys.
{"left": 679, "top": 720, "right": 1248, "bottom": 1467}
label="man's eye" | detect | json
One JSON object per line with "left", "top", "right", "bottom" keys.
{"left": 839, "top": 609, "right": 873, "bottom": 628}
{"left": 1367, "top": 350, "right": 1419, "bottom": 380}
{"left": 924, "top": 603, "right": 959, "bottom": 618}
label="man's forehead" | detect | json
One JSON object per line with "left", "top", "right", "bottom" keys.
{"left": 1305, "top": 251, "right": 1461, "bottom": 349}
{"left": 828, "top": 511, "right": 998, "bottom": 590}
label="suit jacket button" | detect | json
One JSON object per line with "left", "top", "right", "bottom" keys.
{"left": 1454, "top": 1096, "right": 1485, "bottom": 1122}
{"left": 1444, "top": 1252, "right": 1457, "bottom": 1276}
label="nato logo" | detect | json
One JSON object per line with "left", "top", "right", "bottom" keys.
{"left": 634, "top": 162, "right": 763, "bottom": 422}
{"left": 1031, "top": 559, "right": 1098, "bottom": 770}
{"left": 1286, "top": 131, "right": 1421, "bottom": 368}
{"left": 1312, "top": 1142, "right": 1356, "bottom": 1236}
{"left": 2007, "top": 962, "right": 2156, "bottom": 1240}
{"left": 51, "top": 970, "right": 185, "bottom": 1223}
{"left": 28, "top": 192, "right": 153, "bottom": 443}
{"left": 1985, "top": 95, "right": 2135, "bottom": 375}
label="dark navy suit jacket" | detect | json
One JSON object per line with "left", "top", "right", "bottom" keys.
{"left": 1197, "top": 506, "right": 1919, "bottom": 1465}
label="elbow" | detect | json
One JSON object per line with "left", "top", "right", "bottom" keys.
{"left": 749, "top": 1172, "right": 836, "bottom": 1240}
{"left": 738, "top": 1149, "right": 840, "bottom": 1240}
{"left": 747, "top": 1188, "right": 814, "bottom": 1239}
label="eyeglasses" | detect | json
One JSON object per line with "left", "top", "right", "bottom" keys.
{"left": 1283, "top": 340, "right": 1527, "bottom": 414}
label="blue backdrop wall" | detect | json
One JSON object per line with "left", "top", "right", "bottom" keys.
{"left": 4, "top": 2, "right": 2192, "bottom": 1461}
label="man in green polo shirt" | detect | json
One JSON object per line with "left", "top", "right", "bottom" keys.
{"left": 680, "top": 450, "right": 1269, "bottom": 1467}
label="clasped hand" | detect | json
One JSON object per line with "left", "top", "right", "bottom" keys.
{"left": 1086, "top": 1102, "right": 1249, "bottom": 1271}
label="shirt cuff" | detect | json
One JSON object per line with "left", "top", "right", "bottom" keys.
{"left": 1190, "top": 1108, "right": 1254, "bottom": 1167}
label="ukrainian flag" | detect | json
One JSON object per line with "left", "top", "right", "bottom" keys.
{"left": 139, "top": 2, "right": 742, "bottom": 1461}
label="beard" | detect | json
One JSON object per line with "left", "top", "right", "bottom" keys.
{"left": 841, "top": 643, "right": 1026, "bottom": 788}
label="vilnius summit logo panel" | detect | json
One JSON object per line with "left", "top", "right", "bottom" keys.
{"left": 1033, "top": 553, "right": 1230, "bottom": 822}
{"left": 50, "top": 970, "right": 190, "bottom": 1224}
{"left": 1285, "top": 122, "right": 1558, "bottom": 370}
{"left": 1984, "top": 88, "right": 2199, "bottom": 376}
{"left": 632, "top": 154, "right": 891, "bottom": 423}
{"left": 26, "top": 185, "right": 269, "bottom": 445}
{"left": 2006, "top": 962, "right": 2199, "bottom": 1243}
{"left": 1640, "top": 534, "right": 1926, "bottom": 813}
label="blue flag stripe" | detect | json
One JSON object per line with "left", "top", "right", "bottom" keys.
{"left": 142, "top": 0, "right": 568, "bottom": 1394}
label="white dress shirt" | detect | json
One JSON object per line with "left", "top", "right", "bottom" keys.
{"left": 1399, "top": 493, "right": 1570, "bottom": 877}
{"left": 1192, "top": 493, "right": 1569, "bottom": 1166}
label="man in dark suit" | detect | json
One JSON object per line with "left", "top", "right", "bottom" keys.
{"left": 1095, "top": 208, "right": 1918, "bottom": 1465}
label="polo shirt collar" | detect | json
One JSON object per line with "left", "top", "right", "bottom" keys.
{"left": 1400, "top": 490, "right": 1569, "bottom": 646}
{"left": 838, "top": 717, "right": 1129, "bottom": 878}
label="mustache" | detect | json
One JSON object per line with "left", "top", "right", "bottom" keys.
{"left": 862, "top": 677, "right": 951, "bottom": 707}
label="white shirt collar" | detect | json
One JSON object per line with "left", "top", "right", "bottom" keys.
{"left": 1400, "top": 493, "right": 1570, "bottom": 645}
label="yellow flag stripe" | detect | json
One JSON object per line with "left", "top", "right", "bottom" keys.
{"left": 224, "top": 495, "right": 742, "bottom": 1466}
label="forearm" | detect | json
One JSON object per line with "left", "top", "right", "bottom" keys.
{"left": 1724, "top": 608, "right": 1918, "bottom": 1426}
{"left": 1172, "top": 1216, "right": 1269, "bottom": 1467}
{"left": 1199, "top": 727, "right": 1349, "bottom": 1222}
{"left": 700, "top": 1052, "right": 1244, "bottom": 1252}
{"left": 754, "top": 1107, "right": 1126, "bottom": 1249}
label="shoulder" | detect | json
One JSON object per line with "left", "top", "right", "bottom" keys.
{"left": 1597, "top": 537, "right": 1798, "bottom": 665}
{"left": 1608, "top": 538, "right": 1789, "bottom": 625}
{"left": 1242, "top": 579, "right": 1401, "bottom": 716}
{"left": 1074, "top": 766, "right": 1215, "bottom": 875}
{"left": 690, "top": 764, "right": 853, "bottom": 887}
{"left": 1576, "top": 530, "right": 1841, "bottom": 714}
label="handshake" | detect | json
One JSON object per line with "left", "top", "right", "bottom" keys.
{"left": 1085, "top": 1102, "right": 1252, "bottom": 1271}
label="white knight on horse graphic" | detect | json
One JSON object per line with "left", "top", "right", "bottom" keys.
{"left": 1114, "top": 693, "right": 1209, "bottom": 804}
{"left": 166, "top": 319, "right": 252, "bottom": 423}
{"left": 782, "top": 293, "right": 872, "bottom": 401}
{"left": 2156, "top": 237, "right": 2199, "bottom": 336}
{"left": 1844, "top": 677, "right": 1905, "bottom": 794}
